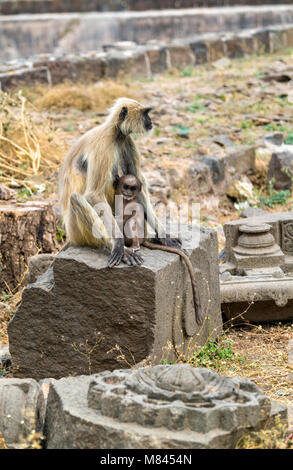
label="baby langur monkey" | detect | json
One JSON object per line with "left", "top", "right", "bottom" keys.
{"left": 114, "top": 174, "right": 203, "bottom": 326}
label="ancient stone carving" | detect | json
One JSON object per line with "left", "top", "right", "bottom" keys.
{"left": 44, "top": 364, "right": 287, "bottom": 449}
{"left": 0, "top": 378, "right": 45, "bottom": 448}
{"left": 221, "top": 214, "right": 293, "bottom": 322}
{"left": 282, "top": 220, "right": 293, "bottom": 254}
{"left": 232, "top": 222, "right": 284, "bottom": 270}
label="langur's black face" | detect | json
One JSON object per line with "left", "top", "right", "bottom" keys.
{"left": 114, "top": 175, "right": 142, "bottom": 201}
{"left": 142, "top": 108, "right": 153, "bottom": 131}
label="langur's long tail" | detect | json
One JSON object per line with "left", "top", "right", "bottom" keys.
{"left": 142, "top": 240, "right": 203, "bottom": 326}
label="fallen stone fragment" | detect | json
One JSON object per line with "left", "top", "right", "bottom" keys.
{"left": 0, "top": 378, "right": 45, "bottom": 448}
{"left": 264, "top": 132, "right": 284, "bottom": 146}
{"left": 268, "top": 151, "right": 293, "bottom": 190}
{"left": 213, "top": 135, "right": 234, "bottom": 148}
{"left": 44, "top": 364, "right": 287, "bottom": 449}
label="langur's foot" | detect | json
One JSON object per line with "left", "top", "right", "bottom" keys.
{"left": 122, "top": 247, "right": 144, "bottom": 266}
{"left": 107, "top": 238, "right": 124, "bottom": 268}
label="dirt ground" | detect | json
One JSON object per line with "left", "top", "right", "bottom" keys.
{"left": 1, "top": 50, "right": 293, "bottom": 415}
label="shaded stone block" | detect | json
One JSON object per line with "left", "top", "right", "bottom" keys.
{"left": 44, "top": 365, "right": 287, "bottom": 449}
{"left": 167, "top": 44, "right": 195, "bottom": 69}
{"left": 34, "top": 58, "right": 76, "bottom": 85}
{"left": 189, "top": 40, "right": 208, "bottom": 65}
{"left": 268, "top": 151, "right": 293, "bottom": 190}
{"left": 184, "top": 160, "right": 214, "bottom": 196}
{"left": 104, "top": 49, "right": 148, "bottom": 78}
{"left": 0, "top": 67, "right": 49, "bottom": 91}
{"left": 253, "top": 30, "right": 270, "bottom": 54}
{"left": 8, "top": 225, "right": 222, "bottom": 380}
{"left": 146, "top": 47, "right": 168, "bottom": 74}
{"left": 207, "top": 38, "right": 225, "bottom": 62}
{"left": 225, "top": 145, "right": 256, "bottom": 174}
{"left": 269, "top": 29, "right": 288, "bottom": 53}
{"left": 200, "top": 155, "right": 225, "bottom": 183}
{"left": 0, "top": 378, "right": 45, "bottom": 448}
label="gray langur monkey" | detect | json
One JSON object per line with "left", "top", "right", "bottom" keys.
{"left": 114, "top": 174, "right": 203, "bottom": 325}
{"left": 58, "top": 97, "right": 182, "bottom": 267}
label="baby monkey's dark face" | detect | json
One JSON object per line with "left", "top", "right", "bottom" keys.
{"left": 114, "top": 175, "right": 142, "bottom": 201}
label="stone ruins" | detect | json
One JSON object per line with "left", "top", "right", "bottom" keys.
{"left": 0, "top": 364, "right": 287, "bottom": 449}
{"left": 1, "top": 1, "right": 292, "bottom": 450}
{"left": 8, "top": 224, "right": 222, "bottom": 380}
{"left": 221, "top": 212, "right": 293, "bottom": 322}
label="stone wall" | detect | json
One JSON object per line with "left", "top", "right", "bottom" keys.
{"left": 0, "top": 1, "right": 293, "bottom": 15}
{"left": 1, "top": 23, "right": 293, "bottom": 90}
{"left": 1, "top": 6, "right": 293, "bottom": 60}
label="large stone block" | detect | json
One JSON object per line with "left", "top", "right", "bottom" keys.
{"left": 0, "top": 378, "right": 45, "bottom": 448}
{"left": 44, "top": 364, "right": 287, "bottom": 449}
{"left": 8, "top": 225, "right": 222, "bottom": 380}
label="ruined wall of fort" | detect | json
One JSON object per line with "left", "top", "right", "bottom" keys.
{"left": 0, "top": 0, "right": 293, "bottom": 15}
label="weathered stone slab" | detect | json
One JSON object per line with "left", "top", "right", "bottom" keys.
{"left": 44, "top": 364, "right": 287, "bottom": 449}
{"left": 8, "top": 225, "right": 222, "bottom": 380}
{"left": 0, "top": 378, "right": 45, "bottom": 448}
{"left": 268, "top": 151, "right": 293, "bottom": 190}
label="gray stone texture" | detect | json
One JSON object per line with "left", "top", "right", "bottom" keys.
{"left": 26, "top": 253, "right": 54, "bottom": 285}
{"left": 268, "top": 151, "right": 293, "bottom": 190}
{"left": 8, "top": 225, "right": 222, "bottom": 380}
{"left": 0, "top": 343, "right": 11, "bottom": 369}
{"left": 0, "top": 378, "right": 45, "bottom": 448}
{"left": 44, "top": 364, "right": 288, "bottom": 449}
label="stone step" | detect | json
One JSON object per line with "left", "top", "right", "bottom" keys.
{"left": 2, "top": 22, "right": 293, "bottom": 90}
{"left": 1, "top": 5, "right": 293, "bottom": 61}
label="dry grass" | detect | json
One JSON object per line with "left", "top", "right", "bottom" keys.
{"left": 220, "top": 321, "right": 293, "bottom": 407}
{"left": 32, "top": 81, "right": 139, "bottom": 111}
{"left": 0, "top": 91, "right": 68, "bottom": 190}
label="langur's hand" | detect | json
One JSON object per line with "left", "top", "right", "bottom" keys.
{"left": 108, "top": 238, "right": 125, "bottom": 268}
{"left": 122, "top": 248, "right": 144, "bottom": 267}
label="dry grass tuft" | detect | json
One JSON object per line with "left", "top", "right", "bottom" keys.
{"left": 236, "top": 415, "right": 292, "bottom": 449}
{"left": 35, "top": 81, "right": 138, "bottom": 111}
{"left": 0, "top": 91, "right": 68, "bottom": 189}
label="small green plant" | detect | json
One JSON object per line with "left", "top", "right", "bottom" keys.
{"left": 0, "top": 290, "right": 13, "bottom": 302}
{"left": 259, "top": 189, "right": 291, "bottom": 207}
{"left": 173, "top": 124, "right": 190, "bottom": 137}
{"left": 284, "top": 131, "right": 293, "bottom": 144}
{"left": 185, "top": 98, "right": 206, "bottom": 113}
{"left": 180, "top": 66, "right": 194, "bottom": 77}
{"left": 56, "top": 225, "right": 66, "bottom": 243}
{"left": 190, "top": 339, "right": 244, "bottom": 369}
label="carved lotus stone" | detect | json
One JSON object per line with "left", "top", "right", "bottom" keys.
{"left": 44, "top": 364, "right": 287, "bottom": 449}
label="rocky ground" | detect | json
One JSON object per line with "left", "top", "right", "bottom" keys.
{"left": 1, "top": 50, "right": 293, "bottom": 416}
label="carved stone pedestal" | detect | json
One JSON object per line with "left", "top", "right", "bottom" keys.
{"left": 44, "top": 364, "right": 287, "bottom": 449}
{"left": 221, "top": 213, "right": 293, "bottom": 322}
